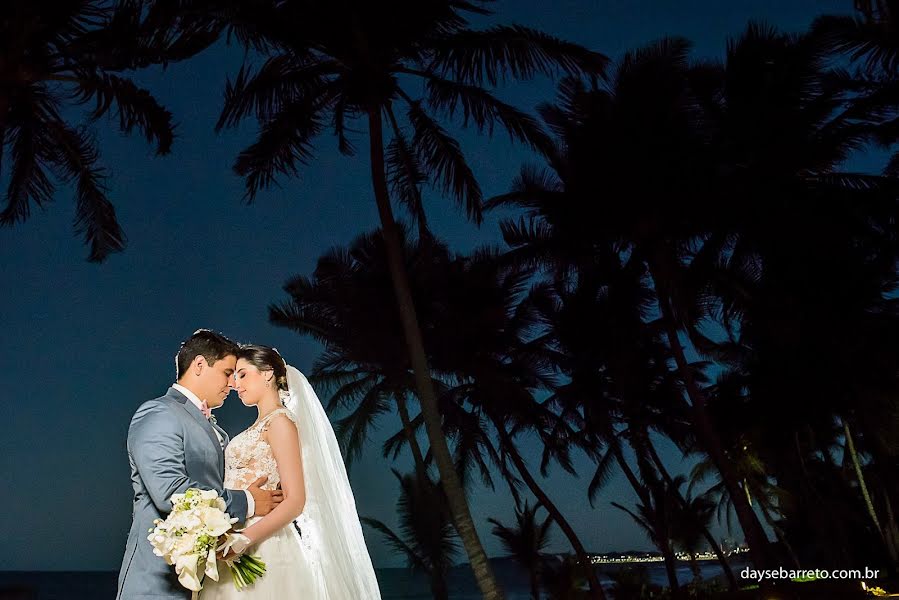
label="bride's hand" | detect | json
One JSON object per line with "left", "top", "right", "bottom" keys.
{"left": 217, "top": 533, "right": 252, "bottom": 561}
{"left": 219, "top": 548, "right": 239, "bottom": 562}
{"left": 220, "top": 548, "right": 240, "bottom": 562}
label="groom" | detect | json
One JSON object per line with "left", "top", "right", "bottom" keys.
{"left": 117, "top": 329, "right": 283, "bottom": 599}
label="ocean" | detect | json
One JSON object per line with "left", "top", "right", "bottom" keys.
{"left": 0, "top": 560, "right": 738, "bottom": 599}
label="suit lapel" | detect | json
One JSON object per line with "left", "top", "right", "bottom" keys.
{"left": 167, "top": 387, "right": 225, "bottom": 471}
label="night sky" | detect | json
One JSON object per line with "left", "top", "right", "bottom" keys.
{"left": 1, "top": 0, "right": 853, "bottom": 571}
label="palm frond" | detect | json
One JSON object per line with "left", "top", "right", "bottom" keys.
{"left": 610, "top": 501, "right": 655, "bottom": 540}
{"left": 886, "top": 150, "right": 899, "bottom": 176}
{"left": 587, "top": 446, "right": 618, "bottom": 508}
{"left": 406, "top": 101, "right": 482, "bottom": 222}
{"left": 430, "top": 25, "right": 608, "bottom": 86}
{"left": 323, "top": 373, "right": 380, "bottom": 412}
{"left": 49, "top": 122, "right": 125, "bottom": 262}
{"left": 268, "top": 300, "right": 333, "bottom": 343}
{"left": 86, "top": 0, "right": 222, "bottom": 70}
{"left": 812, "top": 14, "right": 899, "bottom": 74}
{"left": 1, "top": 103, "right": 57, "bottom": 226}
{"left": 334, "top": 382, "right": 392, "bottom": 468}
{"left": 359, "top": 517, "right": 428, "bottom": 571}
{"left": 216, "top": 56, "right": 335, "bottom": 130}
{"left": 333, "top": 96, "right": 357, "bottom": 156}
{"left": 484, "top": 163, "right": 564, "bottom": 211}
{"left": 74, "top": 72, "right": 175, "bottom": 155}
{"left": 386, "top": 131, "right": 429, "bottom": 233}
{"left": 382, "top": 411, "right": 425, "bottom": 460}
{"left": 308, "top": 368, "right": 371, "bottom": 394}
{"left": 232, "top": 96, "right": 325, "bottom": 201}
{"left": 424, "top": 76, "right": 554, "bottom": 155}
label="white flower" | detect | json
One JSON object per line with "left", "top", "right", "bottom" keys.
{"left": 197, "top": 506, "right": 236, "bottom": 536}
{"left": 175, "top": 553, "right": 201, "bottom": 592}
{"left": 204, "top": 547, "right": 220, "bottom": 582}
{"left": 148, "top": 488, "right": 254, "bottom": 594}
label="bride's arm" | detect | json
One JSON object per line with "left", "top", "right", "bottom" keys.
{"left": 238, "top": 415, "right": 306, "bottom": 546}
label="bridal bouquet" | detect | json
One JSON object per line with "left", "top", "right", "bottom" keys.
{"left": 148, "top": 488, "right": 266, "bottom": 595}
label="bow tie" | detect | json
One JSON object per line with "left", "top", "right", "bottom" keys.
{"left": 199, "top": 400, "right": 213, "bottom": 420}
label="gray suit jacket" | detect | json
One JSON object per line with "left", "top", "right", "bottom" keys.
{"left": 117, "top": 387, "right": 249, "bottom": 599}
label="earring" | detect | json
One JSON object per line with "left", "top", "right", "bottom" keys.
{"left": 266, "top": 378, "right": 273, "bottom": 389}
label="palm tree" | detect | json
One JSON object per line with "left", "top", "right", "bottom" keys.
{"left": 539, "top": 554, "right": 592, "bottom": 600}
{"left": 513, "top": 251, "right": 694, "bottom": 596}
{"left": 813, "top": 1, "right": 899, "bottom": 73}
{"left": 361, "top": 469, "right": 460, "bottom": 600}
{"left": 485, "top": 35, "right": 775, "bottom": 569}
{"left": 689, "top": 368, "right": 803, "bottom": 567}
{"left": 526, "top": 264, "right": 686, "bottom": 591}
{"left": 200, "top": 3, "right": 608, "bottom": 594}
{"left": 272, "top": 227, "right": 608, "bottom": 597}
{"left": 269, "top": 226, "right": 525, "bottom": 502}
{"left": 269, "top": 226, "right": 447, "bottom": 486}
{"left": 0, "top": 0, "right": 200, "bottom": 261}
{"left": 270, "top": 226, "right": 516, "bottom": 499}
{"left": 698, "top": 169, "right": 899, "bottom": 572}
{"left": 643, "top": 440, "right": 738, "bottom": 589}
{"left": 667, "top": 475, "right": 716, "bottom": 584}
{"left": 605, "top": 564, "right": 660, "bottom": 600}
{"left": 489, "top": 500, "right": 554, "bottom": 600}
{"left": 488, "top": 22, "right": 899, "bottom": 570}
{"left": 429, "top": 248, "right": 607, "bottom": 598}
{"left": 611, "top": 489, "right": 680, "bottom": 596}
{"left": 811, "top": 3, "right": 899, "bottom": 172}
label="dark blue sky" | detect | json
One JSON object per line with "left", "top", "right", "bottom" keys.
{"left": 1, "top": 0, "right": 853, "bottom": 570}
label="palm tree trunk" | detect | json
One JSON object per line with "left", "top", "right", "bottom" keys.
{"left": 429, "top": 572, "right": 450, "bottom": 600}
{"left": 758, "top": 501, "right": 802, "bottom": 569}
{"left": 843, "top": 419, "right": 883, "bottom": 533}
{"left": 529, "top": 568, "right": 540, "bottom": 600}
{"left": 660, "top": 539, "right": 681, "bottom": 597}
{"left": 689, "top": 554, "right": 702, "bottom": 584}
{"left": 648, "top": 262, "right": 772, "bottom": 571}
{"left": 395, "top": 390, "right": 429, "bottom": 485}
{"left": 644, "top": 440, "right": 738, "bottom": 590}
{"left": 881, "top": 487, "right": 899, "bottom": 572}
{"left": 367, "top": 106, "right": 504, "bottom": 600}
{"left": 492, "top": 419, "right": 607, "bottom": 600}
{"left": 843, "top": 418, "right": 899, "bottom": 567}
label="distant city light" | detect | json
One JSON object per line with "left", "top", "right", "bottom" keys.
{"left": 587, "top": 546, "right": 750, "bottom": 565}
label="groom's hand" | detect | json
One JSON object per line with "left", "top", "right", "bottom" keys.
{"left": 247, "top": 476, "right": 284, "bottom": 515}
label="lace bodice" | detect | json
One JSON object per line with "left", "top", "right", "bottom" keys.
{"left": 224, "top": 408, "right": 298, "bottom": 491}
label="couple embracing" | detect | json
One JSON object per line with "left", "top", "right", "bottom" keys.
{"left": 117, "top": 329, "right": 382, "bottom": 599}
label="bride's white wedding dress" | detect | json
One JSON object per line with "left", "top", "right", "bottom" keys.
{"left": 200, "top": 408, "right": 322, "bottom": 599}
{"left": 200, "top": 365, "right": 381, "bottom": 600}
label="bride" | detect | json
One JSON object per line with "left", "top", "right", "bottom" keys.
{"left": 199, "top": 345, "right": 382, "bottom": 599}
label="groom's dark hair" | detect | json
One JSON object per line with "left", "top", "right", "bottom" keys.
{"left": 175, "top": 329, "right": 239, "bottom": 379}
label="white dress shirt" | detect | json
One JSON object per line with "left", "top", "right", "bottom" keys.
{"left": 173, "top": 383, "right": 255, "bottom": 518}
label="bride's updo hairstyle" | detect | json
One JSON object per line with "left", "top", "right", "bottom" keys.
{"left": 235, "top": 345, "right": 289, "bottom": 395}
